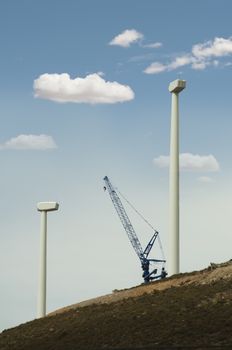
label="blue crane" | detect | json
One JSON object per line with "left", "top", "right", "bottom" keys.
{"left": 103, "top": 176, "right": 167, "bottom": 283}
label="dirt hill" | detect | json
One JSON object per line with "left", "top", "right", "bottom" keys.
{"left": 1, "top": 261, "right": 232, "bottom": 350}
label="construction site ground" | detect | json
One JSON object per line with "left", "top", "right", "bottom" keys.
{"left": 1, "top": 261, "right": 232, "bottom": 350}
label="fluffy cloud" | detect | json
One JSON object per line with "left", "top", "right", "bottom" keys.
{"left": 153, "top": 153, "right": 220, "bottom": 172}
{"left": 34, "top": 73, "right": 134, "bottom": 104}
{"left": 109, "top": 29, "right": 143, "bottom": 47}
{"left": 0, "top": 134, "right": 57, "bottom": 150}
{"left": 144, "top": 36, "right": 232, "bottom": 74}
{"left": 168, "top": 55, "right": 193, "bottom": 70}
{"left": 192, "top": 37, "right": 232, "bottom": 58}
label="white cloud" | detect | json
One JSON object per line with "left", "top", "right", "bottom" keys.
{"left": 168, "top": 55, "right": 193, "bottom": 70}
{"left": 192, "top": 37, "right": 232, "bottom": 59}
{"left": 144, "top": 36, "right": 232, "bottom": 74}
{"left": 34, "top": 73, "right": 134, "bottom": 104}
{"left": 180, "top": 153, "right": 220, "bottom": 172}
{"left": 0, "top": 134, "right": 57, "bottom": 150}
{"left": 191, "top": 60, "right": 208, "bottom": 70}
{"left": 191, "top": 58, "right": 219, "bottom": 71}
{"left": 144, "top": 54, "right": 193, "bottom": 74}
{"left": 144, "top": 62, "right": 167, "bottom": 74}
{"left": 143, "top": 42, "right": 162, "bottom": 49}
{"left": 167, "top": 55, "right": 193, "bottom": 70}
{"left": 153, "top": 153, "right": 220, "bottom": 172}
{"left": 153, "top": 155, "right": 170, "bottom": 168}
{"left": 109, "top": 29, "right": 143, "bottom": 47}
{"left": 197, "top": 176, "right": 214, "bottom": 183}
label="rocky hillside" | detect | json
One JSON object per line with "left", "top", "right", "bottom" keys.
{"left": 1, "top": 261, "right": 232, "bottom": 350}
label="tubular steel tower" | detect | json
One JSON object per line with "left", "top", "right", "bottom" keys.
{"left": 37, "top": 202, "right": 59, "bottom": 318}
{"left": 168, "top": 79, "right": 186, "bottom": 276}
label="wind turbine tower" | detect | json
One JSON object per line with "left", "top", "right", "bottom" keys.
{"left": 168, "top": 79, "right": 186, "bottom": 276}
{"left": 37, "top": 201, "right": 59, "bottom": 318}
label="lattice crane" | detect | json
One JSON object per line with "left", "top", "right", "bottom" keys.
{"left": 103, "top": 176, "right": 167, "bottom": 283}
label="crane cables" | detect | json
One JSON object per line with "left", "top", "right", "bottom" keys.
{"left": 115, "top": 187, "right": 166, "bottom": 262}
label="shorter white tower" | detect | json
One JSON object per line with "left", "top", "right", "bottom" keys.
{"left": 37, "top": 202, "right": 59, "bottom": 318}
{"left": 168, "top": 79, "right": 186, "bottom": 276}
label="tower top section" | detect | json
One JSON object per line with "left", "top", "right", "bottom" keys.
{"left": 37, "top": 202, "right": 59, "bottom": 212}
{"left": 169, "top": 79, "right": 186, "bottom": 93}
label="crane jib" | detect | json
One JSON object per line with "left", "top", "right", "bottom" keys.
{"left": 103, "top": 176, "right": 167, "bottom": 283}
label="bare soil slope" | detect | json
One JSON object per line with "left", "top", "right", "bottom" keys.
{"left": 1, "top": 261, "right": 232, "bottom": 350}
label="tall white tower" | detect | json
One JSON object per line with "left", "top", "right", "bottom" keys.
{"left": 168, "top": 79, "right": 186, "bottom": 276}
{"left": 37, "top": 202, "right": 59, "bottom": 318}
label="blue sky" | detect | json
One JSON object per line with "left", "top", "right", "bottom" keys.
{"left": 1, "top": 0, "right": 232, "bottom": 331}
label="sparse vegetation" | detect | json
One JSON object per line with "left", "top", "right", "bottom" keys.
{"left": 1, "top": 262, "right": 232, "bottom": 349}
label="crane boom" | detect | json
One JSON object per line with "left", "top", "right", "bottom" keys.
{"left": 103, "top": 176, "right": 167, "bottom": 283}
{"left": 103, "top": 176, "right": 144, "bottom": 259}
